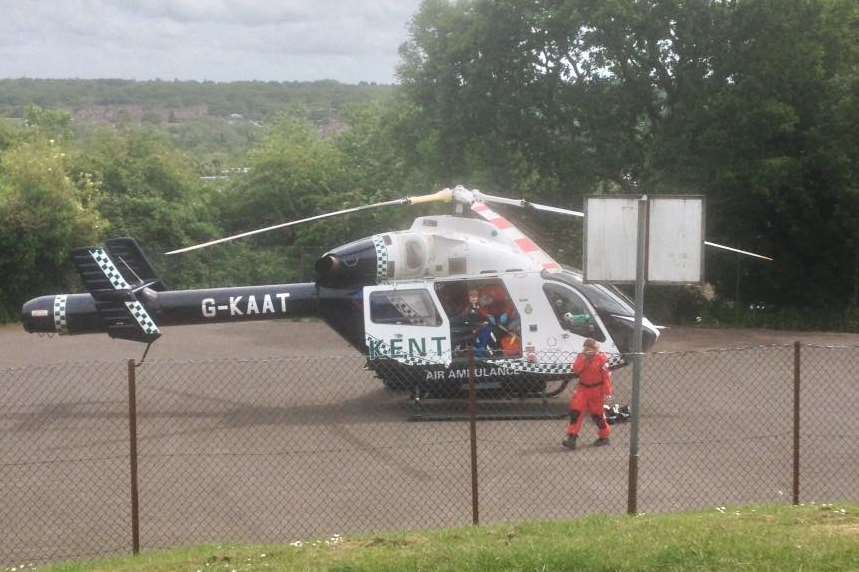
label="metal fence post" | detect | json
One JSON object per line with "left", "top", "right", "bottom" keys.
{"left": 627, "top": 196, "right": 648, "bottom": 516}
{"left": 793, "top": 341, "right": 801, "bottom": 505}
{"left": 127, "top": 359, "right": 140, "bottom": 555}
{"left": 468, "top": 348, "right": 479, "bottom": 526}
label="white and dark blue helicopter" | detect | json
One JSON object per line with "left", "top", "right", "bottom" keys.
{"left": 21, "top": 186, "right": 770, "bottom": 397}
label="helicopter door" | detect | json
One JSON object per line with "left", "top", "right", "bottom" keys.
{"left": 433, "top": 278, "right": 523, "bottom": 359}
{"left": 542, "top": 282, "right": 618, "bottom": 355}
{"left": 364, "top": 284, "right": 451, "bottom": 364}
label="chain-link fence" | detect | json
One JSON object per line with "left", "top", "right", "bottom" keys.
{"left": 1, "top": 343, "right": 857, "bottom": 566}
{"left": 0, "top": 362, "right": 131, "bottom": 565}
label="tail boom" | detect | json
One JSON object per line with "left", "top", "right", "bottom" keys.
{"left": 21, "top": 283, "right": 325, "bottom": 337}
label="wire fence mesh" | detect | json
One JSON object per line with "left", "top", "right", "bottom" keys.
{"left": 636, "top": 346, "right": 796, "bottom": 512}
{"left": 1, "top": 343, "right": 857, "bottom": 566}
{"left": 799, "top": 344, "right": 859, "bottom": 503}
{"left": 0, "top": 362, "right": 130, "bottom": 565}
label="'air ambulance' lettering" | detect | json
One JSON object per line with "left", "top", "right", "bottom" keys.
{"left": 424, "top": 366, "right": 518, "bottom": 380}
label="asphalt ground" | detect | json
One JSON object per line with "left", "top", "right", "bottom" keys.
{"left": 1, "top": 321, "right": 858, "bottom": 565}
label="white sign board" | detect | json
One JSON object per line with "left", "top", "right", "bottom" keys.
{"left": 584, "top": 196, "right": 640, "bottom": 283}
{"left": 647, "top": 196, "right": 704, "bottom": 283}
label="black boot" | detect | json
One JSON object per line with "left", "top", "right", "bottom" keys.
{"left": 562, "top": 436, "right": 577, "bottom": 449}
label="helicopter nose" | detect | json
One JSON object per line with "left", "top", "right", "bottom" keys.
{"left": 21, "top": 295, "right": 57, "bottom": 333}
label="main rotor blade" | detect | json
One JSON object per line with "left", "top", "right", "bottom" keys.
{"left": 475, "top": 191, "right": 772, "bottom": 261}
{"left": 527, "top": 202, "right": 585, "bottom": 217}
{"left": 474, "top": 192, "right": 585, "bottom": 217}
{"left": 164, "top": 189, "right": 457, "bottom": 256}
{"left": 165, "top": 199, "right": 408, "bottom": 255}
{"left": 704, "top": 241, "right": 773, "bottom": 261}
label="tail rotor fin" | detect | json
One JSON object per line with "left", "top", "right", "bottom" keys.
{"left": 105, "top": 237, "right": 168, "bottom": 290}
{"left": 71, "top": 243, "right": 161, "bottom": 343}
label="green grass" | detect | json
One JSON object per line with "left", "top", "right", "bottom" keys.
{"left": 33, "top": 504, "right": 859, "bottom": 572}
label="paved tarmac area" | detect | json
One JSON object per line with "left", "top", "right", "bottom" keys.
{"left": 1, "top": 321, "right": 858, "bottom": 565}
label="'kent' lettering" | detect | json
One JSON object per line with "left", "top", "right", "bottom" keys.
{"left": 368, "top": 335, "right": 448, "bottom": 357}
{"left": 368, "top": 338, "right": 384, "bottom": 358}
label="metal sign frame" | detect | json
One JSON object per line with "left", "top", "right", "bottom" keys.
{"left": 583, "top": 194, "right": 643, "bottom": 284}
{"left": 646, "top": 195, "right": 706, "bottom": 285}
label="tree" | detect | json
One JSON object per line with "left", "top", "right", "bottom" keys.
{"left": 24, "top": 104, "right": 72, "bottom": 141}
{"left": 693, "top": 0, "right": 859, "bottom": 311}
{"left": 71, "top": 128, "right": 222, "bottom": 289}
{"left": 397, "top": 0, "right": 859, "bottom": 316}
{"left": 0, "top": 138, "right": 104, "bottom": 319}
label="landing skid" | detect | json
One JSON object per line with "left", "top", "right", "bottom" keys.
{"left": 407, "top": 379, "right": 570, "bottom": 422}
{"left": 408, "top": 409, "right": 566, "bottom": 422}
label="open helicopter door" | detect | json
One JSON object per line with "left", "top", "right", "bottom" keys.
{"left": 363, "top": 283, "right": 452, "bottom": 366}
{"left": 432, "top": 277, "right": 524, "bottom": 359}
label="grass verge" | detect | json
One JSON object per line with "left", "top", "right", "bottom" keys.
{"left": 32, "top": 503, "right": 859, "bottom": 572}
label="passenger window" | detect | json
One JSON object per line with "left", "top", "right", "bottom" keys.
{"left": 370, "top": 289, "right": 441, "bottom": 326}
{"left": 543, "top": 283, "right": 605, "bottom": 341}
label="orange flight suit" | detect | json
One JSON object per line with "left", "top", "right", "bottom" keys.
{"left": 566, "top": 352, "right": 613, "bottom": 440}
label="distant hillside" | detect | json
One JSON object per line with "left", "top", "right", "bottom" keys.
{"left": 0, "top": 78, "right": 396, "bottom": 123}
{"left": 0, "top": 78, "right": 397, "bottom": 170}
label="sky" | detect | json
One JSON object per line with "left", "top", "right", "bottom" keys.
{"left": 0, "top": 0, "right": 425, "bottom": 84}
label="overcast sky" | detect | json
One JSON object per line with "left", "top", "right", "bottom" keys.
{"left": 0, "top": 1, "right": 424, "bottom": 84}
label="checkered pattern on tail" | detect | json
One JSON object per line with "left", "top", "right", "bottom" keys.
{"left": 372, "top": 235, "right": 389, "bottom": 283}
{"left": 124, "top": 301, "right": 161, "bottom": 336}
{"left": 87, "top": 247, "right": 160, "bottom": 340}
{"left": 53, "top": 295, "right": 68, "bottom": 335}
{"left": 89, "top": 249, "right": 131, "bottom": 290}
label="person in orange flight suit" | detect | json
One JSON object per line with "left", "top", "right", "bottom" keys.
{"left": 562, "top": 338, "right": 613, "bottom": 449}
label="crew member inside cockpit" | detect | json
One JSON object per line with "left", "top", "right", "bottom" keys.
{"left": 545, "top": 284, "right": 602, "bottom": 341}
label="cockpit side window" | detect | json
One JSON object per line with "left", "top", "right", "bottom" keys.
{"left": 370, "top": 289, "right": 441, "bottom": 326}
{"left": 542, "top": 283, "right": 605, "bottom": 341}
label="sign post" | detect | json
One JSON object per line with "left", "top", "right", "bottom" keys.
{"left": 627, "top": 196, "right": 647, "bottom": 514}
{"left": 584, "top": 194, "right": 704, "bottom": 515}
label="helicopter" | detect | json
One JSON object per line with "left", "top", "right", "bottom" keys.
{"left": 20, "top": 185, "right": 770, "bottom": 398}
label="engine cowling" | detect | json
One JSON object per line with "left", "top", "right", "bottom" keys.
{"left": 315, "top": 237, "right": 383, "bottom": 288}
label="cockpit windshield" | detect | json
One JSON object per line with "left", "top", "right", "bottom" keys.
{"left": 543, "top": 283, "right": 606, "bottom": 341}
{"left": 546, "top": 268, "right": 635, "bottom": 317}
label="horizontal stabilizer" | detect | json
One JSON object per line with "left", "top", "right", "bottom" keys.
{"left": 71, "top": 246, "right": 161, "bottom": 343}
